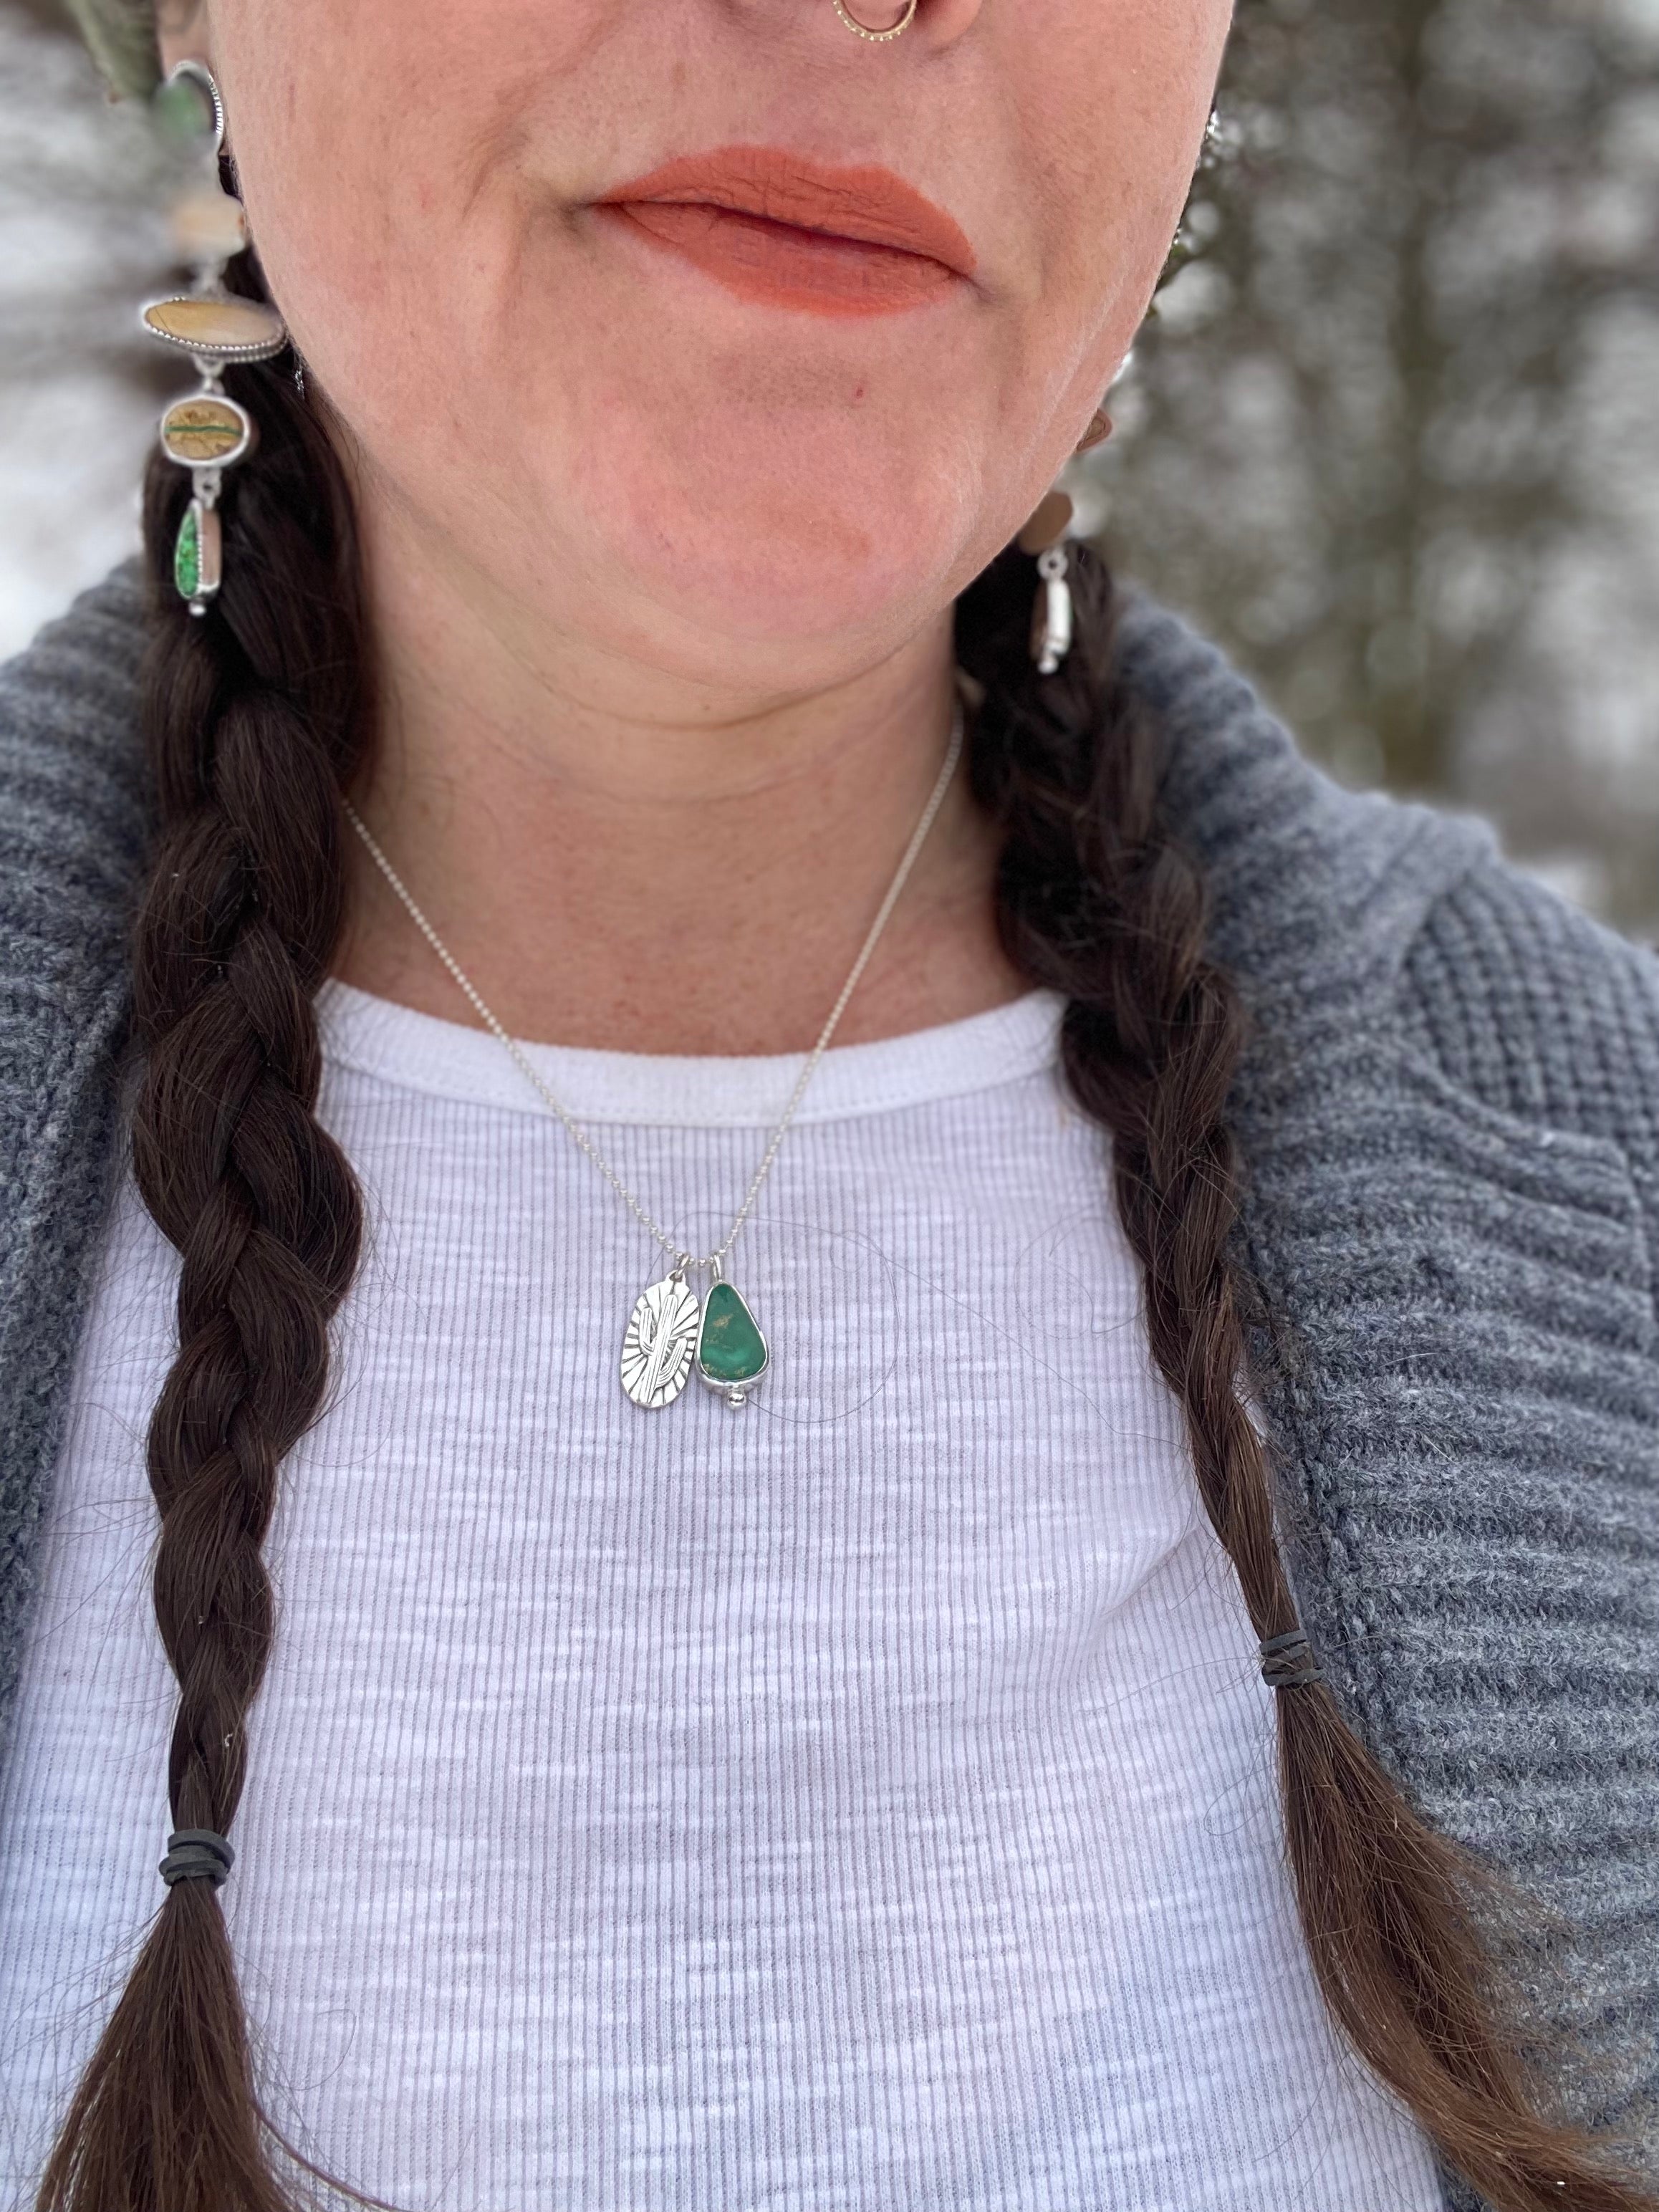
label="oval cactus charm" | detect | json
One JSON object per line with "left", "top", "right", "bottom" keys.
{"left": 620, "top": 1274, "right": 700, "bottom": 1410}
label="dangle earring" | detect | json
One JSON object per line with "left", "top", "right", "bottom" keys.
{"left": 140, "top": 61, "right": 288, "bottom": 615}
{"left": 1016, "top": 109, "right": 1235, "bottom": 678}
{"left": 1019, "top": 491, "right": 1074, "bottom": 678}
{"left": 1017, "top": 404, "right": 1115, "bottom": 677}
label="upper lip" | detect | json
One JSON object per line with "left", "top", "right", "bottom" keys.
{"left": 596, "top": 146, "right": 977, "bottom": 279}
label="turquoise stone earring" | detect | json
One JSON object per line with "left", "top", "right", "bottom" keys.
{"left": 141, "top": 62, "right": 287, "bottom": 615}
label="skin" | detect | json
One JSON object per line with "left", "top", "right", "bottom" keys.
{"left": 158, "top": 0, "right": 1231, "bottom": 1054}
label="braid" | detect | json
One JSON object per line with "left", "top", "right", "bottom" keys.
{"left": 957, "top": 539, "right": 1659, "bottom": 2212}
{"left": 37, "top": 272, "right": 372, "bottom": 2211}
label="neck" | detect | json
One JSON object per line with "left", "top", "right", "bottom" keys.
{"left": 335, "top": 509, "right": 1024, "bottom": 1058}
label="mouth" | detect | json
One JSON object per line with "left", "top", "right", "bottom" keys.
{"left": 594, "top": 145, "right": 976, "bottom": 318}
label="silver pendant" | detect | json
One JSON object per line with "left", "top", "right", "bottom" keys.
{"left": 620, "top": 1272, "right": 700, "bottom": 1410}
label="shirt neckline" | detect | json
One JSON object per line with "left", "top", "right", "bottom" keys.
{"left": 316, "top": 978, "right": 1066, "bottom": 1130}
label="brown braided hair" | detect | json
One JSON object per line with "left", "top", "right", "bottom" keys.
{"left": 37, "top": 309, "right": 372, "bottom": 2212}
{"left": 35, "top": 245, "right": 1659, "bottom": 2212}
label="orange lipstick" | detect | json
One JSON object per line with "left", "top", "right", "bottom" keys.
{"left": 597, "top": 145, "right": 976, "bottom": 317}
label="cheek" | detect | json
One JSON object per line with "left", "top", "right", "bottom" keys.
{"left": 1014, "top": 0, "right": 1231, "bottom": 328}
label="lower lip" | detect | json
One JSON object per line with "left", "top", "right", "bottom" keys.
{"left": 597, "top": 201, "right": 961, "bottom": 318}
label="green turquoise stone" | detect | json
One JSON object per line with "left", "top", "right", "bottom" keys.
{"left": 698, "top": 1282, "right": 768, "bottom": 1384}
{"left": 174, "top": 504, "right": 201, "bottom": 600}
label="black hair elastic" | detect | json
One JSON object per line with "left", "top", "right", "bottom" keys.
{"left": 1259, "top": 1628, "right": 1324, "bottom": 1690}
{"left": 158, "top": 1828, "right": 236, "bottom": 1889}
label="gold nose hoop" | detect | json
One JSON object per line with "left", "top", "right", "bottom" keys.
{"left": 832, "top": 0, "right": 920, "bottom": 39}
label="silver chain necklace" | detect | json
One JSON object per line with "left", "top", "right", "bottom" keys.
{"left": 342, "top": 701, "right": 965, "bottom": 1411}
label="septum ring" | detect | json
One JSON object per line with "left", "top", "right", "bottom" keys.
{"left": 833, "top": 0, "right": 920, "bottom": 40}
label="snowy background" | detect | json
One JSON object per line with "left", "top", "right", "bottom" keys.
{"left": 1, "top": 4, "right": 171, "bottom": 653}
{"left": 4, "top": 0, "right": 1658, "bottom": 929}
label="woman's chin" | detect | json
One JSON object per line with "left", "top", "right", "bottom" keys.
{"left": 636, "top": 526, "right": 948, "bottom": 650}
{"left": 518, "top": 459, "right": 979, "bottom": 668}
{"left": 622, "top": 538, "right": 969, "bottom": 671}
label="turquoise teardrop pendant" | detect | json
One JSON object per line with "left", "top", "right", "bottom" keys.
{"left": 697, "top": 1268, "right": 769, "bottom": 1408}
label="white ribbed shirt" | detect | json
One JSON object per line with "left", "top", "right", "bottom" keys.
{"left": 0, "top": 982, "right": 1445, "bottom": 2212}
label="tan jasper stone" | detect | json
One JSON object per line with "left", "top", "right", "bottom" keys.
{"left": 159, "top": 395, "right": 254, "bottom": 469}
{"left": 142, "top": 294, "right": 287, "bottom": 361}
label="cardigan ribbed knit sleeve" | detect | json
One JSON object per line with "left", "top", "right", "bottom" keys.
{"left": 0, "top": 571, "right": 148, "bottom": 1746}
{"left": 1375, "top": 865, "right": 1659, "bottom": 2205}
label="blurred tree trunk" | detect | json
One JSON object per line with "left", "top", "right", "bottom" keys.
{"left": 1092, "top": 0, "right": 1659, "bottom": 925}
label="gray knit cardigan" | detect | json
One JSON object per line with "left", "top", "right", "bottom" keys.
{"left": 1, "top": 565, "right": 1656, "bottom": 2211}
